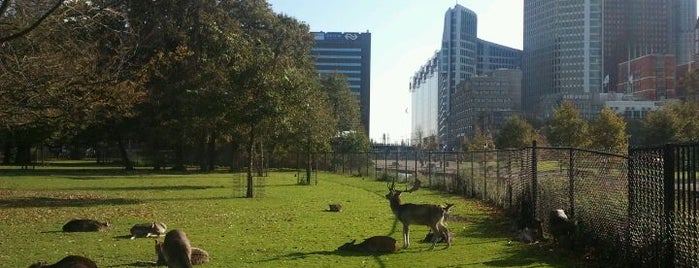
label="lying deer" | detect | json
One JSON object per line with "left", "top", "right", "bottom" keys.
{"left": 385, "top": 179, "right": 451, "bottom": 250}
{"left": 337, "top": 236, "right": 399, "bottom": 253}
{"left": 62, "top": 219, "right": 110, "bottom": 232}
{"left": 156, "top": 240, "right": 210, "bottom": 266}
{"left": 28, "top": 255, "right": 97, "bottom": 268}
{"left": 549, "top": 209, "right": 578, "bottom": 247}
{"left": 162, "top": 229, "right": 193, "bottom": 268}
{"left": 130, "top": 222, "right": 167, "bottom": 239}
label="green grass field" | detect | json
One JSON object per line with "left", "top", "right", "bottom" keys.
{"left": 0, "top": 168, "right": 577, "bottom": 267}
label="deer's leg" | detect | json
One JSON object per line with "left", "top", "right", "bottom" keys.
{"left": 441, "top": 223, "right": 451, "bottom": 249}
{"left": 429, "top": 225, "right": 440, "bottom": 250}
{"left": 402, "top": 224, "right": 410, "bottom": 248}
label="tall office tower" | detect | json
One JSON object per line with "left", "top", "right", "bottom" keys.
{"left": 523, "top": 0, "right": 603, "bottom": 119}
{"left": 524, "top": 0, "right": 696, "bottom": 120}
{"left": 438, "top": 4, "right": 478, "bottom": 148}
{"left": 604, "top": 0, "right": 694, "bottom": 94}
{"left": 674, "top": 0, "right": 697, "bottom": 65}
{"left": 477, "top": 40, "right": 523, "bottom": 74}
{"left": 409, "top": 52, "right": 440, "bottom": 144}
{"left": 311, "top": 31, "right": 371, "bottom": 135}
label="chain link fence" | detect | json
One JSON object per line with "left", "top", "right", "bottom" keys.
{"left": 317, "top": 142, "right": 699, "bottom": 266}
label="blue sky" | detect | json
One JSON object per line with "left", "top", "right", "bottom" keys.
{"left": 265, "top": 1, "right": 520, "bottom": 143}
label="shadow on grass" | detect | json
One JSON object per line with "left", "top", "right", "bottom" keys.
{"left": 61, "top": 185, "right": 224, "bottom": 191}
{"left": 261, "top": 250, "right": 389, "bottom": 268}
{"left": 0, "top": 197, "right": 142, "bottom": 208}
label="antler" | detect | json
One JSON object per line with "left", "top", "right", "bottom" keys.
{"left": 387, "top": 177, "right": 397, "bottom": 192}
{"left": 406, "top": 178, "right": 421, "bottom": 193}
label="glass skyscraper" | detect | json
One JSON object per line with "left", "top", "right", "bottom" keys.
{"left": 311, "top": 31, "right": 371, "bottom": 135}
{"left": 438, "top": 4, "right": 478, "bottom": 147}
{"left": 523, "top": 0, "right": 696, "bottom": 120}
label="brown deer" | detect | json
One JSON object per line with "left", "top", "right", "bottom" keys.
{"left": 156, "top": 240, "right": 210, "bottom": 266}
{"left": 130, "top": 222, "right": 167, "bottom": 239}
{"left": 28, "top": 255, "right": 97, "bottom": 268}
{"left": 162, "top": 229, "right": 193, "bottom": 268}
{"left": 385, "top": 179, "right": 451, "bottom": 250}
{"left": 337, "top": 236, "right": 399, "bottom": 253}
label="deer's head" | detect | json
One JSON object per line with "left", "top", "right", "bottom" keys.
{"left": 337, "top": 239, "right": 357, "bottom": 251}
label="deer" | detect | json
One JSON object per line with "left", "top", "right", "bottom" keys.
{"left": 27, "top": 255, "right": 97, "bottom": 268}
{"left": 130, "top": 222, "right": 167, "bottom": 239}
{"left": 385, "top": 178, "right": 451, "bottom": 250}
{"left": 156, "top": 240, "right": 210, "bottom": 266}
{"left": 61, "top": 219, "right": 110, "bottom": 232}
{"left": 549, "top": 209, "right": 578, "bottom": 248}
{"left": 337, "top": 236, "right": 399, "bottom": 253}
{"left": 161, "top": 229, "right": 193, "bottom": 268}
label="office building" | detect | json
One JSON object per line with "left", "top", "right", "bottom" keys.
{"left": 311, "top": 31, "right": 371, "bottom": 135}
{"left": 617, "top": 54, "right": 676, "bottom": 101}
{"left": 438, "top": 4, "right": 478, "bottom": 146}
{"left": 450, "top": 69, "right": 522, "bottom": 145}
{"left": 523, "top": 0, "right": 696, "bottom": 120}
{"left": 409, "top": 52, "right": 440, "bottom": 144}
{"left": 435, "top": 4, "right": 522, "bottom": 149}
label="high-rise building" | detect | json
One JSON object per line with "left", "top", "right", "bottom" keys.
{"left": 311, "top": 31, "right": 371, "bottom": 135}
{"left": 409, "top": 52, "right": 440, "bottom": 144}
{"left": 438, "top": 4, "right": 478, "bottom": 147}
{"left": 410, "top": 4, "right": 522, "bottom": 148}
{"left": 523, "top": 0, "right": 603, "bottom": 119}
{"left": 450, "top": 69, "right": 522, "bottom": 144}
{"left": 436, "top": 4, "right": 522, "bottom": 148}
{"left": 523, "top": 0, "right": 696, "bottom": 119}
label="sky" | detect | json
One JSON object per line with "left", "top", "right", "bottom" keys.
{"left": 266, "top": 0, "right": 521, "bottom": 143}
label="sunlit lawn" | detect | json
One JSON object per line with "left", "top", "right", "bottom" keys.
{"left": 0, "top": 167, "right": 578, "bottom": 267}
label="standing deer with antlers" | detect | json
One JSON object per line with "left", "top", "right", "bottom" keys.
{"left": 385, "top": 179, "right": 451, "bottom": 250}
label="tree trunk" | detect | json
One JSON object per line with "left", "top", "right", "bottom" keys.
{"left": 3, "top": 140, "right": 12, "bottom": 164}
{"left": 207, "top": 132, "right": 216, "bottom": 172}
{"left": 15, "top": 142, "right": 31, "bottom": 168}
{"left": 117, "top": 138, "right": 133, "bottom": 171}
{"left": 172, "top": 134, "right": 186, "bottom": 171}
{"left": 306, "top": 137, "right": 311, "bottom": 185}
{"left": 256, "top": 140, "right": 264, "bottom": 177}
{"left": 246, "top": 124, "right": 255, "bottom": 198}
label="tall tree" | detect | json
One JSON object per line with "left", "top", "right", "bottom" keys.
{"left": 544, "top": 100, "right": 591, "bottom": 148}
{"left": 322, "top": 73, "right": 362, "bottom": 132}
{"left": 226, "top": 1, "right": 317, "bottom": 197}
{"left": 641, "top": 101, "right": 699, "bottom": 146}
{"left": 0, "top": 0, "right": 144, "bottom": 165}
{"left": 590, "top": 107, "right": 628, "bottom": 154}
{"left": 0, "top": 0, "right": 64, "bottom": 42}
{"left": 494, "top": 115, "right": 538, "bottom": 149}
{"left": 463, "top": 128, "right": 494, "bottom": 152}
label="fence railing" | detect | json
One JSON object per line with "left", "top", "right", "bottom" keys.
{"left": 317, "top": 142, "right": 699, "bottom": 267}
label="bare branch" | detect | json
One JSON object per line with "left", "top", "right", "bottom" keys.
{"left": 0, "top": 0, "right": 65, "bottom": 43}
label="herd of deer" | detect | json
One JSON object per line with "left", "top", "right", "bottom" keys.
{"left": 338, "top": 178, "right": 455, "bottom": 254}
{"left": 25, "top": 177, "right": 581, "bottom": 267}
{"left": 28, "top": 220, "right": 207, "bottom": 268}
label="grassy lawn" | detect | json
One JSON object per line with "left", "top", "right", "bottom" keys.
{"left": 0, "top": 168, "right": 577, "bottom": 267}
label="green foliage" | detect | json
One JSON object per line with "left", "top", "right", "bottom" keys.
{"left": 495, "top": 116, "right": 537, "bottom": 149}
{"left": 0, "top": 168, "right": 577, "bottom": 268}
{"left": 641, "top": 101, "right": 699, "bottom": 146}
{"left": 590, "top": 107, "right": 628, "bottom": 154}
{"left": 462, "top": 128, "right": 494, "bottom": 152}
{"left": 322, "top": 73, "right": 362, "bottom": 132}
{"left": 544, "top": 101, "right": 591, "bottom": 148}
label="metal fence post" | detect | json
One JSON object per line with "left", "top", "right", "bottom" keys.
{"left": 531, "top": 140, "right": 538, "bottom": 225}
{"left": 663, "top": 144, "right": 676, "bottom": 267}
{"left": 568, "top": 148, "right": 576, "bottom": 218}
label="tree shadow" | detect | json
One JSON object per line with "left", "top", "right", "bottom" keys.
{"left": 0, "top": 196, "right": 142, "bottom": 208}
{"left": 260, "top": 250, "right": 389, "bottom": 268}
{"left": 60, "top": 185, "right": 224, "bottom": 191}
